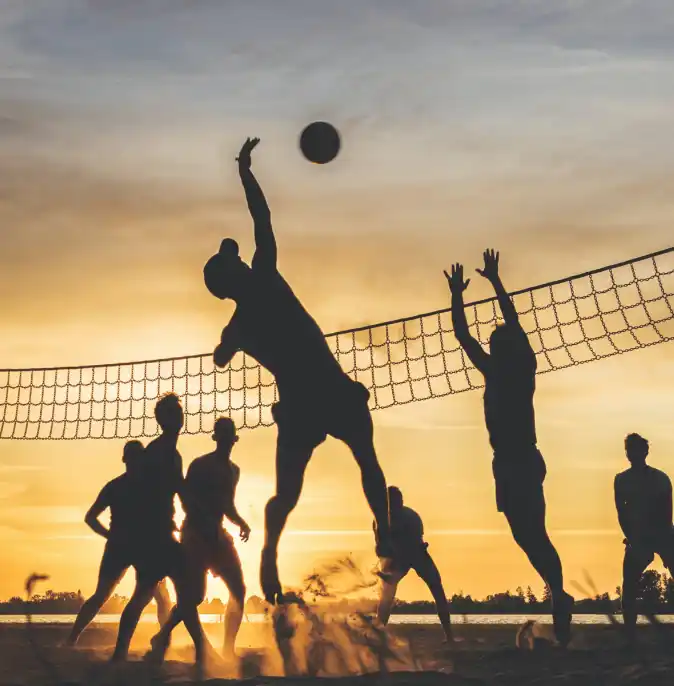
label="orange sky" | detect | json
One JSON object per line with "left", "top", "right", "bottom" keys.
{"left": 2, "top": 1, "right": 674, "bottom": 606}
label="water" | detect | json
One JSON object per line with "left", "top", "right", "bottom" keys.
{"left": 1, "top": 613, "right": 671, "bottom": 626}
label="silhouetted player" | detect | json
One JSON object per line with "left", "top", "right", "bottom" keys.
{"left": 66, "top": 441, "right": 171, "bottom": 646}
{"left": 148, "top": 417, "right": 250, "bottom": 662}
{"left": 615, "top": 433, "right": 674, "bottom": 641}
{"left": 203, "top": 137, "right": 392, "bottom": 603}
{"left": 375, "top": 487, "right": 453, "bottom": 642}
{"left": 445, "top": 250, "right": 574, "bottom": 646}
{"left": 111, "top": 394, "right": 211, "bottom": 664}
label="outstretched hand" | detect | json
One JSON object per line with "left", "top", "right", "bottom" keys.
{"left": 476, "top": 249, "right": 500, "bottom": 283}
{"left": 444, "top": 264, "right": 470, "bottom": 295}
{"left": 236, "top": 137, "right": 260, "bottom": 170}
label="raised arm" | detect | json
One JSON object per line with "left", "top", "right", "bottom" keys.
{"left": 236, "top": 137, "right": 277, "bottom": 271}
{"left": 477, "top": 250, "right": 524, "bottom": 329}
{"left": 444, "top": 264, "right": 490, "bottom": 374}
{"left": 84, "top": 485, "right": 111, "bottom": 539}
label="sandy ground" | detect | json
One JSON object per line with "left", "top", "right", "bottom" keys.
{"left": 3, "top": 619, "right": 674, "bottom": 686}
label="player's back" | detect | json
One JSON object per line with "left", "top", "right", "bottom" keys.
{"left": 234, "top": 263, "right": 345, "bottom": 394}
{"left": 484, "top": 350, "right": 537, "bottom": 454}
{"left": 105, "top": 474, "right": 145, "bottom": 545}
{"left": 615, "top": 465, "right": 672, "bottom": 542}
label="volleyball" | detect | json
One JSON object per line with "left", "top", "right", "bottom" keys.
{"left": 299, "top": 121, "right": 341, "bottom": 164}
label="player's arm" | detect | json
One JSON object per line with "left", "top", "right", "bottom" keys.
{"left": 172, "top": 450, "right": 187, "bottom": 510}
{"left": 477, "top": 249, "right": 533, "bottom": 355}
{"left": 225, "top": 464, "right": 250, "bottom": 541}
{"left": 444, "top": 264, "right": 491, "bottom": 374}
{"left": 84, "top": 486, "right": 111, "bottom": 539}
{"left": 213, "top": 316, "right": 241, "bottom": 369}
{"left": 236, "top": 137, "right": 277, "bottom": 271}
{"left": 661, "top": 475, "right": 673, "bottom": 530}
{"left": 614, "top": 476, "right": 631, "bottom": 541}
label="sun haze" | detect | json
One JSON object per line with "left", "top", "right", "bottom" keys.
{"left": 2, "top": 1, "right": 674, "bottom": 605}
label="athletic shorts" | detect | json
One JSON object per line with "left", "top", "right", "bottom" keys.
{"left": 181, "top": 525, "right": 244, "bottom": 603}
{"left": 100, "top": 539, "right": 136, "bottom": 581}
{"left": 492, "top": 447, "right": 546, "bottom": 515}
{"left": 132, "top": 534, "right": 186, "bottom": 587}
{"left": 272, "top": 379, "right": 371, "bottom": 451}
{"left": 623, "top": 532, "right": 674, "bottom": 575}
{"left": 389, "top": 543, "right": 430, "bottom": 577}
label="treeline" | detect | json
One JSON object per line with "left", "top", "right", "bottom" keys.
{"left": 3, "top": 570, "right": 674, "bottom": 615}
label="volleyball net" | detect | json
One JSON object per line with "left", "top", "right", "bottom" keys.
{"left": 2, "top": 247, "right": 674, "bottom": 440}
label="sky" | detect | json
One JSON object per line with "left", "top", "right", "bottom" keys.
{"left": 2, "top": 0, "right": 674, "bottom": 606}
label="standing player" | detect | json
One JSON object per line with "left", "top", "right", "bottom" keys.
{"left": 445, "top": 250, "right": 574, "bottom": 646}
{"left": 203, "top": 137, "right": 393, "bottom": 603}
{"left": 111, "top": 394, "right": 212, "bottom": 665}
{"left": 147, "top": 417, "right": 251, "bottom": 662}
{"left": 375, "top": 487, "right": 453, "bottom": 643}
{"left": 615, "top": 433, "right": 674, "bottom": 642}
{"left": 66, "top": 441, "right": 171, "bottom": 645}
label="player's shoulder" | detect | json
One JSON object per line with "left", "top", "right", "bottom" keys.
{"left": 648, "top": 465, "right": 672, "bottom": 485}
{"left": 615, "top": 468, "right": 631, "bottom": 484}
{"left": 188, "top": 452, "right": 214, "bottom": 471}
{"left": 401, "top": 506, "right": 422, "bottom": 521}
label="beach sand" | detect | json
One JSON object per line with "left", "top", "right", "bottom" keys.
{"left": 3, "top": 619, "right": 674, "bottom": 685}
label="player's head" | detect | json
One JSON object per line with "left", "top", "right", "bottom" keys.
{"left": 122, "top": 439, "right": 145, "bottom": 471}
{"left": 625, "top": 433, "right": 649, "bottom": 465}
{"left": 388, "top": 486, "right": 403, "bottom": 511}
{"left": 212, "top": 416, "right": 238, "bottom": 450}
{"left": 203, "top": 239, "right": 250, "bottom": 301}
{"left": 489, "top": 323, "right": 518, "bottom": 364}
{"left": 154, "top": 393, "right": 184, "bottom": 434}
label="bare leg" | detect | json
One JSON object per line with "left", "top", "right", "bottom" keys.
{"left": 214, "top": 553, "right": 246, "bottom": 657}
{"left": 154, "top": 579, "right": 172, "bottom": 627}
{"left": 335, "top": 408, "right": 392, "bottom": 558}
{"left": 112, "top": 582, "right": 156, "bottom": 661}
{"left": 377, "top": 576, "right": 400, "bottom": 626}
{"left": 504, "top": 496, "right": 573, "bottom": 645}
{"left": 262, "top": 440, "right": 313, "bottom": 603}
{"left": 622, "top": 545, "right": 652, "bottom": 643}
{"left": 67, "top": 560, "right": 126, "bottom": 646}
{"left": 414, "top": 552, "right": 453, "bottom": 642}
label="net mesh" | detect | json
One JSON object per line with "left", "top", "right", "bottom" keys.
{"left": 2, "top": 247, "right": 674, "bottom": 440}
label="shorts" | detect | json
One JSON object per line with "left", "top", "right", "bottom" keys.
{"left": 132, "top": 534, "right": 186, "bottom": 587}
{"left": 492, "top": 447, "right": 546, "bottom": 515}
{"left": 386, "top": 545, "right": 436, "bottom": 584}
{"left": 272, "top": 379, "right": 372, "bottom": 451}
{"left": 100, "top": 539, "right": 136, "bottom": 582}
{"left": 181, "top": 525, "right": 244, "bottom": 603}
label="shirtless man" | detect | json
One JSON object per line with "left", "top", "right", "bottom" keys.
{"left": 66, "top": 441, "right": 171, "bottom": 645}
{"left": 148, "top": 417, "right": 250, "bottom": 662}
{"left": 445, "top": 250, "right": 574, "bottom": 646}
{"left": 203, "top": 137, "right": 392, "bottom": 603}
{"left": 615, "top": 433, "right": 674, "bottom": 642}
{"left": 111, "top": 394, "right": 212, "bottom": 665}
{"left": 375, "top": 486, "right": 453, "bottom": 642}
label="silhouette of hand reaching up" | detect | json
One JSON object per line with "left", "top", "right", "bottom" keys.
{"left": 476, "top": 249, "right": 500, "bottom": 283}
{"left": 236, "top": 137, "right": 260, "bottom": 170}
{"left": 444, "top": 264, "right": 470, "bottom": 295}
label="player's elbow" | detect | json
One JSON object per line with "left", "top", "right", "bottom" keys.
{"left": 213, "top": 344, "right": 233, "bottom": 369}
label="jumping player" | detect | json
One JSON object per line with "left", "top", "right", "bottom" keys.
{"left": 375, "top": 486, "right": 453, "bottom": 643}
{"left": 66, "top": 441, "right": 171, "bottom": 645}
{"left": 615, "top": 433, "right": 674, "bottom": 642}
{"left": 445, "top": 250, "right": 574, "bottom": 646}
{"left": 147, "top": 417, "right": 250, "bottom": 662}
{"left": 203, "top": 137, "right": 393, "bottom": 603}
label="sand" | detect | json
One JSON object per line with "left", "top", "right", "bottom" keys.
{"left": 3, "top": 619, "right": 674, "bottom": 685}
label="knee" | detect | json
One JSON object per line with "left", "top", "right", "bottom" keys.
{"left": 266, "top": 492, "right": 298, "bottom": 518}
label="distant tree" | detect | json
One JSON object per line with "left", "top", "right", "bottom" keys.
{"left": 525, "top": 586, "right": 538, "bottom": 605}
{"left": 662, "top": 574, "right": 674, "bottom": 609}
{"left": 637, "top": 570, "right": 663, "bottom": 612}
